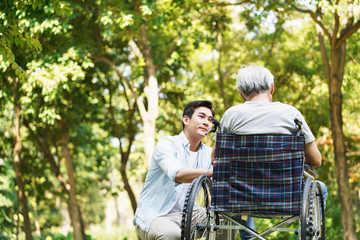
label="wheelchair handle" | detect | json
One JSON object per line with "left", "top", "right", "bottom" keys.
{"left": 294, "top": 119, "right": 303, "bottom": 136}
{"left": 206, "top": 118, "right": 220, "bottom": 135}
{"left": 304, "top": 164, "right": 318, "bottom": 178}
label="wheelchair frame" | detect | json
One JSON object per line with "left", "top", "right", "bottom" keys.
{"left": 181, "top": 121, "right": 325, "bottom": 240}
{"left": 181, "top": 170, "right": 325, "bottom": 240}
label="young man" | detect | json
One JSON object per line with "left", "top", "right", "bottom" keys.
{"left": 134, "top": 100, "right": 215, "bottom": 240}
{"left": 216, "top": 65, "right": 327, "bottom": 239}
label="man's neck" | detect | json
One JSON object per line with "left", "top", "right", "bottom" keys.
{"left": 248, "top": 91, "right": 272, "bottom": 102}
{"left": 189, "top": 143, "right": 200, "bottom": 152}
{"left": 184, "top": 131, "right": 201, "bottom": 152}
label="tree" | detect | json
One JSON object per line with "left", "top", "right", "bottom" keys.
{"left": 92, "top": 65, "right": 141, "bottom": 214}
{"left": 95, "top": 0, "right": 223, "bottom": 166}
{"left": 1, "top": 1, "right": 43, "bottom": 239}
{"left": 214, "top": 0, "right": 360, "bottom": 237}
{"left": 1, "top": 1, "right": 100, "bottom": 238}
{"left": 286, "top": 1, "right": 360, "bottom": 238}
{"left": 13, "top": 77, "right": 33, "bottom": 240}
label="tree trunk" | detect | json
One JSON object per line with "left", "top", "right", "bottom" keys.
{"left": 13, "top": 78, "right": 33, "bottom": 240}
{"left": 23, "top": 119, "right": 72, "bottom": 194}
{"left": 120, "top": 162, "right": 137, "bottom": 213}
{"left": 23, "top": 119, "right": 87, "bottom": 238}
{"left": 328, "top": 43, "right": 357, "bottom": 240}
{"left": 139, "top": 25, "right": 158, "bottom": 166}
{"left": 217, "top": 23, "right": 229, "bottom": 110}
{"left": 107, "top": 83, "right": 138, "bottom": 214}
{"left": 60, "top": 125, "right": 86, "bottom": 240}
{"left": 142, "top": 117, "right": 156, "bottom": 165}
{"left": 132, "top": 0, "right": 159, "bottom": 166}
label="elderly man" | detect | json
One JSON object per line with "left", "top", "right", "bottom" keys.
{"left": 216, "top": 65, "right": 327, "bottom": 239}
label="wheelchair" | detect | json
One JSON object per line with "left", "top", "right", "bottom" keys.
{"left": 181, "top": 120, "right": 326, "bottom": 240}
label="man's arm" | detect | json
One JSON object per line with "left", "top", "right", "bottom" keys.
{"left": 304, "top": 141, "right": 322, "bottom": 167}
{"left": 175, "top": 168, "right": 213, "bottom": 183}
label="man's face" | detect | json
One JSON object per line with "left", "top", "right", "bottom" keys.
{"left": 183, "top": 106, "right": 213, "bottom": 139}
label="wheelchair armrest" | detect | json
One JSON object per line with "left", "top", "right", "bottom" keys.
{"left": 304, "top": 164, "right": 318, "bottom": 178}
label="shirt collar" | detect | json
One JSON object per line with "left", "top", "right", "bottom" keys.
{"left": 179, "top": 131, "right": 203, "bottom": 150}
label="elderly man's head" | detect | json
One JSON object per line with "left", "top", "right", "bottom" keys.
{"left": 236, "top": 65, "right": 274, "bottom": 100}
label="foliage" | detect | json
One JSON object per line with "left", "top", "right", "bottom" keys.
{"left": 0, "top": 0, "right": 359, "bottom": 239}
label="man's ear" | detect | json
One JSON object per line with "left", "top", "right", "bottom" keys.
{"left": 270, "top": 84, "right": 275, "bottom": 95}
{"left": 183, "top": 115, "right": 190, "bottom": 127}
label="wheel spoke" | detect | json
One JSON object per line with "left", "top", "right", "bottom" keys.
{"left": 181, "top": 175, "right": 212, "bottom": 240}
{"left": 305, "top": 181, "right": 326, "bottom": 240}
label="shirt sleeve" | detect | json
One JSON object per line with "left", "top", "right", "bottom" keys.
{"left": 152, "top": 137, "right": 183, "bottom": 181}
{"left": 294, "top": 110, "right": 315, "bottom": 144}
{"left": 219, "top": 110, "right": 231, "bottom": 133}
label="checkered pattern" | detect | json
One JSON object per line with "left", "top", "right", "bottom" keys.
{"left": 212, "top": 133, "right": 305, "bottom": 215}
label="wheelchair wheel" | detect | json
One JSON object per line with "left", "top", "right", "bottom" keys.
{"left": 181, "top": 175, "right": 212, "bottom": 240}
{"left": 307, "top": 181, "right": 326, "bottom": 239}
{"left": 301, "top": 179, "right": 326, "bottom": 240}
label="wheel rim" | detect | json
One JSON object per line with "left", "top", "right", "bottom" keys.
{"left": 301, "top": 178, "right": 312, "bottom": 239}
{"left": 191, "top": 183, "right": 211, "bottom": 239}
{"left": 181, "top": 175, "right": 212, "bottom": 240}
{"left": 306, "top": 181, "right": 326, "bottom": 240}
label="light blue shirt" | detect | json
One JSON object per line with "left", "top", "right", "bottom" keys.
{"left": 133, "top": 131, "right": 213, "bottom": 232}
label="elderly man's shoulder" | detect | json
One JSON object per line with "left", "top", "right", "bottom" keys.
{"left": 273, "top": 102, "right": 301, "bottom": 111}
{"left": 224, "top": 103, "right": 247, "bottom": 112}
{"left": 223, "top": 102, "right": 301, "bottom": 116}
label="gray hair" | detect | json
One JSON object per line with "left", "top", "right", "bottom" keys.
{"left": 236, "top": 65, "right": 274, "bottom": 100}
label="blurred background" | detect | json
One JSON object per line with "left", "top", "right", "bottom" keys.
{"left": 1, "top": 0, "right": 360, "bottom": 239}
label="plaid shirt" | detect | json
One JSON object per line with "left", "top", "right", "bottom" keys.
{"left": 212, "top": 133, "right": 305, "bottom": 215}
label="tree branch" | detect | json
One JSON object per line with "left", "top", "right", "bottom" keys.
{"left": 336, "top": 20, "right": 360, "bottom": 49}
{"left": 124, "top": 108, "right": 136, "bottom": 162}
{"left": 317, "top": 29, "right": 331, "bottom": 84}
{"left": 333, "top": 9, "right": 340, "bottom": 47}
{"left": 292, "top": 5, "right": 332, "bottom": 41}
{"left": 23, "top": 119, "right": 70, "bottom": 195}
{"left": 89, "top": 54, "right": 148, "bottom": 121}
{"left": 206, "top": 0, "right": 257, "bottom": 7}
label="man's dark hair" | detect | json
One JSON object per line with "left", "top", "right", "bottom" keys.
{"left": 182, "top": 100, "right": 215, "bottom": 129}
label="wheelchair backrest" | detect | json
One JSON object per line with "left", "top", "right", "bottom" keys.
{"left": 212, "top": 133, "right": 305, "bottom": 216}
